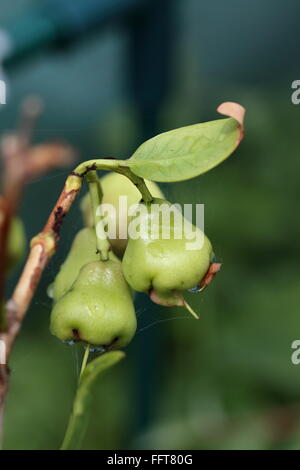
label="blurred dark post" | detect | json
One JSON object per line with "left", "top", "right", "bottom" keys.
{"left": 128, "top": 0, "right": 173, "bottom": 441}
{"left": 128, "top": 0, "right": 173, "bottom": 141}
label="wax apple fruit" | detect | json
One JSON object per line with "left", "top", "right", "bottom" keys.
{"left": 122, "top": 198, "right": 215, "bottom": 307}
{"left": 50, "top": 258, "right": 136, "bottom": 348}
{"left": 51, "top": 227, "right": 99, "bottom": 302}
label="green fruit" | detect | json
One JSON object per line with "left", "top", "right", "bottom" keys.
{"left": 50, "top": 258, "right": 137, "bottom": 348}
{"left": 80, "top": 172, "right": 164, "bottom": 257}
{"left": 122, "top": 198, "right": 214, "bottom": 305}
{"left": 6, "top": 217, "right": 26, "bottom": 274}
{"left": 51, "top": 227, "right": 99, "bottom": 303}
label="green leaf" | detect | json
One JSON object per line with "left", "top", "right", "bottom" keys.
{"left": 60, "top": 350, "right": 125, "bottom": 450}
{"left": 127, "top": 103, "right": 245, "bottom": 182}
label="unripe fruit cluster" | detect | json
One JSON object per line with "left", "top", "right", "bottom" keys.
{"left": 50, "top": 173, "right": 219, "bottom": 349}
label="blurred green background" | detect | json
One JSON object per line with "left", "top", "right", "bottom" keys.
{"left": 1, "top": 0, "right": 300, "bottom": 450}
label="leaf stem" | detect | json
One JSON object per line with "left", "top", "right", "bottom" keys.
{"left": 121, "top": 166, "right": 154, "bottom": 203}
{"left": 70, "top": 159, "right": 153, "bottom": 203}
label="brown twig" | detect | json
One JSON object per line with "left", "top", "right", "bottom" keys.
{"left": 0, "top": 197, "right": 11, "bottom": 329}
{"left": 0, "top": 174, "right": 82, "bottom": 443}
{"left": 0, "top": 98, "right": 77, "bottom": 445}
{"left": 0, "top": 97, "right": 76, "bottom": 311}
{"left": 0, "top": 174, "right": 82, "bottom": 351}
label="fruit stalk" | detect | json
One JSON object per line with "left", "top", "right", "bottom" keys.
{"left": 71, "top": 159, "right": 153, "bottom": 203}
{"left": 86, "top": 171, "right": 110, "bottom": 261}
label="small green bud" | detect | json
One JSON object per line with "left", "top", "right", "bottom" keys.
{"left": 6, "top": 217, "right": 26, "bottom": 274}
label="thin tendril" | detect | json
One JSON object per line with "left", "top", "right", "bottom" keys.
{"left": 79, "top": 345, "right": 90, "bottom": 383}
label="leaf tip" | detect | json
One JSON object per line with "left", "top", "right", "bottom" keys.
{"left": 217, "top": 101, "right": 245, "bottom": 143}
